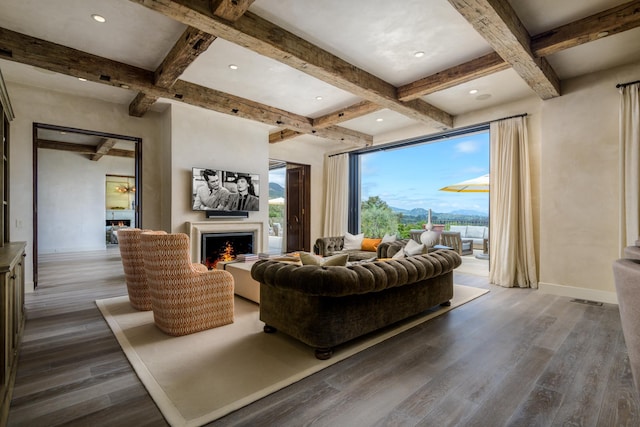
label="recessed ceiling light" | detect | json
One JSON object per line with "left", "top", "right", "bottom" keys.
{"left": 376, "top": 118, "right": 384, "bottom": 122}
{"left": 414, "top": 51, "right": 425, "bottom": 58}
{"left": 91, "top": 14, "right": 106, "bottom": 23}
{"left": 469, "top": 89, "right": 478, "bottom": 94}
{"left": 228, "top": 64, "right": 238, "bottom": 70}
{"left": 78, "top": 77, "right": 87, "bottom": 82}
{"left": 315, "top": 96, "right": 323, "bottom": 101}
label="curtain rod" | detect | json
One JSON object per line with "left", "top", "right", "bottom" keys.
{"left": 328, "top": 112, "right": 528, "bottom": 157}
{"left": 616, "top": 79, "right": 640, "bottom": 88}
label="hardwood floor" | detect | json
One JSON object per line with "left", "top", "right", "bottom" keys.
{"left": 8, "top": 248, "right": 640, "bottom": 426}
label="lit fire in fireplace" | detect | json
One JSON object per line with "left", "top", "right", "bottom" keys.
{"left": 206, "top": 241, "right": 236, "bottom": 269}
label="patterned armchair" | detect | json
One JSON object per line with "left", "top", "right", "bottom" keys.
{"left": 116, "top": 228, "right": 153, "bottom": 311}
{"left": 140, "top": 231, "right": 235, "bottom": 336}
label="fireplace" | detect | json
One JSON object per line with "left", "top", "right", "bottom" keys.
{"left": 202, "top": 232, "right": 254, "bottom": 269}
{"left": 187, "top": 221, "right": 264, "bottom": 267}
{"left": 106, "top": 219, "right": 131, "bottom": 227}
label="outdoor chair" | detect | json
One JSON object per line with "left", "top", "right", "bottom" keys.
{"left": 140, "top": 231, "right": 235, "bottom": 336}
{"left": 440, "top": 231, "right": 473, "bottom": 256}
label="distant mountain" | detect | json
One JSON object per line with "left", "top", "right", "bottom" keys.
{"left": 449, "top": 209, "right": 488, "bottom": 216}
{"left": 390, "top": 207, "right": 488, "bottom": 218}
{"left": 269, "top": 182, "right": 285, "bottom": 198}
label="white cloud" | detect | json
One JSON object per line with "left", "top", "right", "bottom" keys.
{"left": 455, "top": 140, "right": 479, "bottom": 154}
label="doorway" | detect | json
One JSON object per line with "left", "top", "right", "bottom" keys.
{"left": 32, "top": 123, "right": 142, "bottom": 288}
{"left": 268, "top": 160, "right": 310, "bottom": 253}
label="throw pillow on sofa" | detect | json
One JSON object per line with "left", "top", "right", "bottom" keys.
{"left": 404, "top": 239, "right": 425, "bottom": 256}
{"left": 381, "top": 233, "right": 397, "bottom": 243}
{"left": 391, "top": 239, "right": 425, "bottom": 259}
{"left": 300, "top": 252, "right": 349, "bottom": 266}
{"left": 344, "top": 232, "right": 364, "bottom": 250}
{"left": 361, "top": 237, "right": 382, "bottom": 252}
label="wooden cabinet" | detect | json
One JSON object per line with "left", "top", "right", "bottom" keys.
{"left": 0, "top": 242, "right": 26, "bottom": 427}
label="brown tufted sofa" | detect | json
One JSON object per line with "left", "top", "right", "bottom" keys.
{"left": 251, "top": 250, "right": 461, "bottom": 359}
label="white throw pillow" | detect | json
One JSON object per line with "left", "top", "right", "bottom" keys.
{"left": 343, "top": 232, "right": 364, "bottom": 250}
{"left": 392, "top": 247, "right": 405, "bottom": 259}
{"left": 381, "top": 233, "right": 397, "bottom": 243}
{"left": 404, "top": 239, "right": 425, "bottom": 256}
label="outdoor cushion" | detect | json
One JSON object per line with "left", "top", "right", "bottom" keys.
{"left": 466, "top": 226, "right": 486, "bottom": 239}
{"left": 449, "top": 225, "right": 467, "bottom": 235}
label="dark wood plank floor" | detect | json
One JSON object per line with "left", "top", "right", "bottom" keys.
{"left": 7, "top": 248, "right": 640, "bottom": 426}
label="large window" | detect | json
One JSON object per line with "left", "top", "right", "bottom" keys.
{"left": 351, "top": 127, "right": 489, "bottom": 238}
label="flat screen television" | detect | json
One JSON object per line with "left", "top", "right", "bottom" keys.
{"left": 192, "top": 167, "right": 260, "bottom": 212}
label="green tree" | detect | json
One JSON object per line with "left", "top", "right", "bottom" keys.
{"left": 360, "top": 196, "right": 399, "bottom": 238}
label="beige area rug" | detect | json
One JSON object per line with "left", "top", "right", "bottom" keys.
{"left": 96, "top": 284, "right": 488, "bottom": 427}
{"left": 456, "top": 251, "right": 490, "bottom": 276}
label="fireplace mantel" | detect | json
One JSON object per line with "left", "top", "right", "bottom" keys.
{"left": 186, "top": 221, "right": 264, "bottom": 263}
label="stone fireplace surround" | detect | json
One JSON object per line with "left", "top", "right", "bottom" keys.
{"left": 187, "top": 221, "right": 264, "bottom": 264}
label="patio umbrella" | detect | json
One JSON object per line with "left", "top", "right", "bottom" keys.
{"left": 439, "top": 174, "right": 489, "bottom": 193}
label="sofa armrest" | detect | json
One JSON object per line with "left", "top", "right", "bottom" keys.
{"left": 314, "top": 236, "right": 345, "bottom": 256}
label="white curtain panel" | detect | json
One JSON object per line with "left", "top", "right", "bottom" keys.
{"left": 323, "top": 153, "right": 349, "bottom": 236}
{"left": 619, "top": 83, "right": 640, "bottom": 254}
{"left": 489, "top": 117, "right": 538, "bottom": 288}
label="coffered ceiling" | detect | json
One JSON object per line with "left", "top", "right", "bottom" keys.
{"left": 1, "top": 0, "right": 639, "bottom": 149}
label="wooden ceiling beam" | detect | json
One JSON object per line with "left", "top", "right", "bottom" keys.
{"left": 400, "top": 1, "right": 640, "bottom": 101}
{"left": 0, "top": 27, "right": 369, "bottom": 144}
{"left": 269, "top": 100, "right": 381, "bottom": 144}
{"left": 90, "top": 138, "right": 117, "bottom": 161}
{"left": 447, "top": 0, "right": 560, "bottom": 100}
{"left": 531, "top": 0, "right": 640, "bottom": 57}
{"left": 312, "top": 101, "right": 382, "bottom": 128}
{"left": 129, "top": 0, "right": 253, "bottom": 117}
{"left": 37, "top": 139, "right": 135, "bottom": 158}
{"left": 398, "top": 52, "right": 509, "bottom": 102}
{"left": 127, "top": 0, "right": 454, "bottom": 129}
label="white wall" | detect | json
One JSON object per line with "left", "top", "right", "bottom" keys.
{"left": 536, "top": 62, "right": 639, "bottom": 303}
{"left": 37, "top": 148, "right": 134, "bottom": 253}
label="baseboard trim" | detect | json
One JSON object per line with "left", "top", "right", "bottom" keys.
{"left": 538, "top": 282, "right": 618, "bottom": 305}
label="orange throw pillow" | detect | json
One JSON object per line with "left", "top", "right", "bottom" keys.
{"left": 361, "top": 238, "right": 382, "bottom": 252}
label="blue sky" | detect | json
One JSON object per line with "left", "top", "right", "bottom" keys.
{"left": 361, "top": 131, "right": 489, "bottom": 214}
